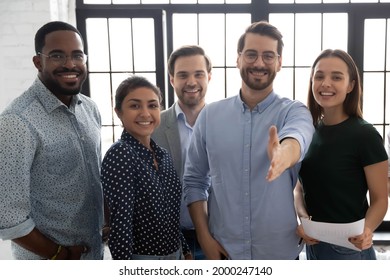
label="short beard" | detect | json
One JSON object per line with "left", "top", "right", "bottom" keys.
{"left": 178, "top": 92, "right": 204, "bottom": 108}
{"left": 241, "top": 68, "right": 276, "bottom": 91}
{"left": 45, "top": 79, "right": 82, "bottom": 96}
{"left": 40, "top": 68, "right": 86, "bottom": 96}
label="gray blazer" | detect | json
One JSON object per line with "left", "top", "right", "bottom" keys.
{"left": 152, "top": 104, "right": 196, "bottom": 229}
{"left": 152, "top": 104, "right": 184, "bottom": 179}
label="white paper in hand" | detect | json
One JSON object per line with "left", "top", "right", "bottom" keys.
{"left": 301, "top": 218, "right": 364, "bottom": 251}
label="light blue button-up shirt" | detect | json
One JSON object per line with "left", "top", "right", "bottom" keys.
{"left": 183, "top": 91, "right": 314, "bottom": 260}
{"left": 0, "top": 78, "right": 104, "bottom": 259}
{"left": 175, "top": 103, "right": 195, "bottom": 229}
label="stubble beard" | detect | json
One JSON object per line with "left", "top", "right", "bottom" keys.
{"left": 241, "top": 68, "right": 276, "bottom": 91}
{"left": 178, "top": 90, "right": 205, "bottom": 108}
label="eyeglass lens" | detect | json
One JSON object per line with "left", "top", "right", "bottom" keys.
{"left": 243, "top": 51, "right": 277, "bottom": 65}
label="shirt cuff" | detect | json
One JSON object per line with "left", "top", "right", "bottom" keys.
{"left": 0, "top": 218, "right": 35, "bottom": 240}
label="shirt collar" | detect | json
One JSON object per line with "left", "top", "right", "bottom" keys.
{"left": 174, "top": 102, "right": 186, "bottom": 121}
{"left": 120, "top": 130, "right": 164, "bottom": 159}
{"left": 238, "top": 89, "right": 277, "bottom": 114}
{"left": 174, "top": 102, "right": 197, "bottom": 131}
{"left": 34, "top": 77, "right": 81, "bottom": 114}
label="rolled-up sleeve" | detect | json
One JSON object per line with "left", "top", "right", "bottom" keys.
{"left": 183, "top": 109, "right": 211, "bottom": 206}
{"left": 0, "top": 114, "right": 36, "bottom": 239}
{"left": 278, "top": 101, "right": 314, "bottom": 163}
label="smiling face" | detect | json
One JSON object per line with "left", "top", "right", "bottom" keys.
{"left": 237, "top": 33, "right": 281, "bottom": 93}
{"left": 170, "top": 54, "right": 211, "bottom": 109}
{"left": 115, "top": 87, "right": 161, "bottom": 148}
{"left": 311, "top": 56, "right": 355, "bottom": 114}
{"left": 33, "top": 30, "right": 87, "bottom": 105}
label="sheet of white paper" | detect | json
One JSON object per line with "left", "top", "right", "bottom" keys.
{"left": 301, "top": 218, "right": 365, "bottom": 251}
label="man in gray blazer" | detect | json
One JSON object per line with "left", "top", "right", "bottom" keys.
{"left": 152, "top": 45, "right": 212, "bottom": 259}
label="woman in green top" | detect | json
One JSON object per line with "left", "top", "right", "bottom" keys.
{"left": 295, "top": 49, "right": 388, "bottom": 260}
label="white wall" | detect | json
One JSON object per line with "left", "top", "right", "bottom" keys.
{"left": 0, "top": 0, "right": 76, "bottom": 113}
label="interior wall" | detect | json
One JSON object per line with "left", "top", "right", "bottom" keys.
{"left": 0, "top": 0, "right": 75, "bottom": 113}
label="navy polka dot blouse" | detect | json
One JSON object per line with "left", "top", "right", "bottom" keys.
{"left": 101, "top": 130, "right": 188, "bottom": 259}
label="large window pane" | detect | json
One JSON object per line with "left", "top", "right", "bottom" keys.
{"left": 199, "top": 14, "right": 225, "bottom": 66}
{"left": 89, "top": 73, "right": 113, "bottom": 126}
{"left": 226, "top": 68, "right": 241, "bottom": 97}
{"left": 270, "top": 13, "right": 295, "bottom": 66}
{"left": 109, "top": 18, "right": 134, "bottom": 72}
{"left": 323, "top": 13, "right": 348, "bottom": 51}
{"left": 226, "top": 14, "right": 251, "bottom": 67}
{"left": 364, "top": 19, "right": 386, "bottom": 71}
{"left": 363, "top": 72, "right": 385, "bottom": 124}
{"left": 86, "top": 18, "right": 110, "bottom": 71}
{"left": 274, "top": 68, "right": 294, "bottom": 100}
{"left": 172, "top": 14, "right": 198, "bottom": 48}
{"left": 295, "top": 68, "right": 312, "bottom": 104}
{"left": 296, "top": 14, "right": 322, "bottom": 66}
{"left": 133, "top": 18, "right": 155, "bottom": 71}
{"left": 206, "top": 68, "right": 226, "bottom": 103}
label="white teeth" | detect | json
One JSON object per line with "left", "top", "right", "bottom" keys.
{"left": 185, "top": 89, "right": 199, "bottom": 93}
{"left": 251, "top": 71, "right": 267, "bottom": 76}
{"left": 138, "top": 122, "right": 151, "bottom": 125}
{"left": 321, "top": 92, "right": 334, "bottom": 96}
{"left": 63, "top": 74, "right": 77, "bottom": 79}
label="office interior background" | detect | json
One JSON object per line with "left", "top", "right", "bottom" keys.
{"left": 0, "top": 0, "right": 390, "bottom": 259}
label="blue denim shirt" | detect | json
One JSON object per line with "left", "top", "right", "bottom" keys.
{"left": 184, "top": 91, "right": 314, "bottom": 260}
{"left": 0, "top": 78, "right": 104, "bottom": 259}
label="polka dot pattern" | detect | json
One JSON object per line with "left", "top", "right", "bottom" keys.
{"left": 101, "top": 130, "right": 183, "bottom": 260}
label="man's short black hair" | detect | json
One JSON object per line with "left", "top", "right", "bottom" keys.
{"left": 34, "top": 21, "right": 83, "bottom": 54}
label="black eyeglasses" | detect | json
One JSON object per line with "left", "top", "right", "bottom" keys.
{"left": 239, "top": 50, "right": 280, "bottom": 65}
{"left": 38, "top": 52, "right": 88, "bottom": 65}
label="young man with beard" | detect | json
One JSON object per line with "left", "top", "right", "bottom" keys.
{"left": 183, "top": 21, "right": 314, "bottom": 260}
{"left": 152, "top": 45, "right": 212, "bottom": 259}
{"left": 0, "top": 21, "right": 104, "bottom": 259}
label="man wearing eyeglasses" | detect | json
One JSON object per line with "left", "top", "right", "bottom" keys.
{"left": 0, "top": 21, "right": 105, "bottom": 259}
{"left": 184, "top": 21, "right": 315, "bottom": 260}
